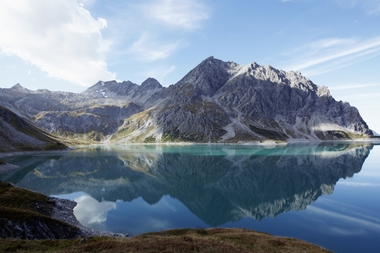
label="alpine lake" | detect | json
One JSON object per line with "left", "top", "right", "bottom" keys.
{"left": 1, "top": 142, "right": 379, "bottom": 253}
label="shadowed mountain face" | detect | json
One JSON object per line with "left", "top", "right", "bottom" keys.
{"left": 0, "top": 105, "right": 67, "bottom": 152}
{"left": 0, "top": 57, "right": 373, "bottom": 144}
{"left": 1, "top": 143, "right": 372, "bottom": 226}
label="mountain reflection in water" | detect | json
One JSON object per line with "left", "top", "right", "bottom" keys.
{"left": 1, "top": 143, "right": 372, "bottom": 227}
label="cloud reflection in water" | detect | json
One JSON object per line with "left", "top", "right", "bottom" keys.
{"left": 74, "top": 194, "right": 116, "bottom": 231}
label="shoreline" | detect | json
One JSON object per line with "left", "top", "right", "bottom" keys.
{"left": 1, "top": 139, "right": 379, "bottom": 158}
{"left": 0, "top": 148, "right": 71, "bottom": 158}
{"left": 68, "top": 139, "right": 380, "bottom": 150}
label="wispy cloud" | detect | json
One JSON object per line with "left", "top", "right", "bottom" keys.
{"left": 307, "top": 205, "right": 380, "bottom": 231}
{"left": 102, "top": 0, "right": 210, "bottom": 83}
{"left": 334, "top": 0, "right": 380, "bottom": 15}
{"left": 128, "top": 34, "right": 182, "bottom": 62}
{"left": 329, "top": 83, "right": 376, "bottom": 90}
{"left": 142, "top": 0, "right": 210, "bottom": 29}
{"left": 0, "top": 0, "right": 115, "bottom": 86}
{"left": 338, "top": 181, "right": 380, "bottom": 187}
{"left": 283, "top": 37, "right": 380, "bottom": 76}
{"left": 338, "top": 92, "right": 380, "bottom": 101}
{"left": 284, "top": 0, "right": 380, "bottom": 16}
{"left": 328, "top": 227, "right": 366, "bottom": 236}
{"left": 100, "top": 0, "right": 210, "bottom": 81}
{"left": 123, "top": 0, "right": 209, "bottom": 62}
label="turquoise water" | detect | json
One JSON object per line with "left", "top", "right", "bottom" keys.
{"left": 1, "top": 143, "right": 379, "bottom": 253}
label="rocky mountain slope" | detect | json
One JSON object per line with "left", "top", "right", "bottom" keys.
{"left": 0, "top": 57, "right": 373, "bottom": 144}
{"left": 0, "top": 105, "right": 67, "bottom": 152}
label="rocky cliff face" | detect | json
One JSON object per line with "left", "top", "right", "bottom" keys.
{"left": 0, "top": 57, "right": 373, "bottom": 144}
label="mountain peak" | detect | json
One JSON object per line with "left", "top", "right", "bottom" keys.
{"left": 141, "top": 78, "right": 162, "bottom": 89}
{"left": 175, "top": 56, "right": 241, "bottom": 96}
{"left": 11, "top": 83, "right": 29, "bottom": 92}
{"left": 199, "top": 56, "right": 236, "bottom": 68}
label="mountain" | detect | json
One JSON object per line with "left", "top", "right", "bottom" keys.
{"left": 0, "top": 57, "right": 374, "bottom": 144}
{"left": 111, "top": 57, "right": 373, "bottom": 143}
{"left": 81, "top": 78, "right": 162, "bottom": 103}
{"left": 0, "top": 105, "right": 67, "bottom": 152}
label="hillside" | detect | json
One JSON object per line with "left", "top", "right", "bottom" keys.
{"left": 0, "top": 105, "right": 67, "bottom": 152}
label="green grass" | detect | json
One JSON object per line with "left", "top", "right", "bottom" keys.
{"left": 0, "top": 181, "right": 50, "bottom": 215}
{"left": 249, "top": 124, "right": 287, "bottom": 140}
{"left": 326, "top": 130, "right": 350, "bottom": 139}
{"left": 143, "top": 135, "right": 156, "bottom": 143}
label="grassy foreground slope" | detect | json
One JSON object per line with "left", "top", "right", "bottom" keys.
{"left": 0, "top": 181, "right": 81, "bottom": 240}
{"left": 1, "top": 228, "right": 332, "bottom": 253}
{"left": 0, "top": 181, "right": 332, "bottom": 252}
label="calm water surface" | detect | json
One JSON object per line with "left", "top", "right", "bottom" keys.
{"left": 1, "top": 143, "right": 379, "bottom": 253}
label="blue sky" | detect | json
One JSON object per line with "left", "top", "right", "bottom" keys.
{"left": 0, "top": 0, "right": 379, "bottom": 131}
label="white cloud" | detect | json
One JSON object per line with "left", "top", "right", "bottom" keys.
{"left": 0, "top": 0, "right": 115, "bottom": 87}
{"left": 142, "top": 0, "right": 210, "bottom": 29}
{"left": 284, "top": 37, "right": 380, "bottom": 75}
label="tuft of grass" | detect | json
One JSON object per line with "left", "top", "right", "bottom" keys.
{"left": 249, "top": 124, "right": 287, "bottom": 140}
{"left": 143, "top": 135, "right": 156, "bottom": 143}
